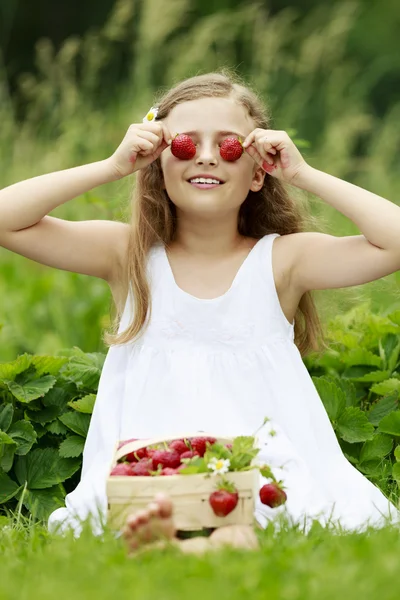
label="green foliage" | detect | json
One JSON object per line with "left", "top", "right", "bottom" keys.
{"left": 1, "top": 0, "right": 400, "bottom": 361}
{"left": 0, "top": 347, "right": 102, "bottom": 521}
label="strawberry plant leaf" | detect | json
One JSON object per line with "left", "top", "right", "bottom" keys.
{"left": 58, "top": 411, "right": 90, "bottom": 437}
{"left": 350, "top": 370, "right": 391, "bottom": 383}
{"left": 377, "top": 411, "right": 400, "bottom": 436}
{"left": 14, "top": 448, "right": 81, "bottom": 489}
{"left": 370, "top": 378, "right": 400, "bottom": 396}
{"left": 8, "top": 420, "right": 37, "bottom": 455}
{"left": 340, "top": 348, "right": 382, "bottom": 368}
{"left": 359, "top": 434, "right": 393, "bottom": 464}
{"left": 60, "top": 353, "right": 105, "bottom": 390}
{"left": 5, "top": 375, "right": 57, "bottom": 403}
{"left": 312, "top": 376, "right": 346, "bottom": 421}
{"left": 59, "top": 435, "right": 85, "bottom": 458}
{"left": 25, "top": 405, "right": 62, "bottom": 424}
{"left": 67, "top": 394, "right": 96, "bottom": 414}
{"left": 368, "top": 394, "right": 399, "bottom": 426}
{"left": 0, "top": 469, "right": 21, "bottom": 503}
{"left": 0, "top": 442, "right": 17, "bottom": 473}
{"left": 46, "top": 420, "right": 69, "bottom": 435}
{"left": 394, "top": 446, "right": 400, "bottom": 462}
{"left": 0, "top": 404, "right": 13, "bottom": 432}
{"left": 18, "top": 485, "right": 65, "bottom": 521}
{"left": 392, "top": 463, "right": 400, "bottom": 486}
{"left": 336, "top": 407, "right": 375, "bottom": 443}
{"left": 0, "top": 354, "right": 32, "bottom": 382}
{"left": 31, "top": 355, "right": 69, "bottom": 377}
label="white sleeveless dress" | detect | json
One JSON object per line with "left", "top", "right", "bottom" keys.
{"left": 48, "top": 234, "right": 400, "bottom": 536}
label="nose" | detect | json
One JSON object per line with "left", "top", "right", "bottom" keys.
{"left": 195, "top": 140, "right": 218, "bottom": 166}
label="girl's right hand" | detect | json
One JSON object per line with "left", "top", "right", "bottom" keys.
{"left": 109, "top": 122, "right": 172, "bottom": 179}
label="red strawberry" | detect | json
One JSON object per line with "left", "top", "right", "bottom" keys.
{"left": 180, "top": 450, "right": 199, "bottom": 460}
{"left": 189, "top": 437, "right": 217, "bottom": 457}
{"left": 161, "top": 467, "right": 180, "bottom": 475}
{"left": 171, "top": 134, "right": 196, "bottom": 160}
{"left": 131, "top": 459, "right": 153, "bottom": 476}
{"left": 220, "top": 137, "right": 243, "bottom": 161}
{"left": 209, "top": 489, "right": 239, "bottom": 517}
{"left": 169, "top": 439, "right": 189, "bottom": 454}
{"left": 110, "top": 463, "right": 134, "bottom": 476}
{"left": 151, "top": 449, "right": 181, "bottom": 470}
{"left": 259, "top": 483, "right": 287, "bottom": 508}
{"left": 125, "top": 446, "right": 147, "bottom": 462}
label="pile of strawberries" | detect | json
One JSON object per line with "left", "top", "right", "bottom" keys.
{"left": 112, "top": 436, "right": 216, "bottom": 477}
{"left": 111, "top": 435, "right": 287, "bottom": 518}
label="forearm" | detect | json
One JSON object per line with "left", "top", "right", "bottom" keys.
{"left": 0, "top": 158, "right": 119, "bottom": 232}
{"left": 294, "top": 165, "right": 400, "bottom": 250}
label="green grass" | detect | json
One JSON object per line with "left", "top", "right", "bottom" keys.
{"left": 1, "top": 514, "right": 399, "bottom": 600}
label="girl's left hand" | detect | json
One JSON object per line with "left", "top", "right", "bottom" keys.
{"left": 242, "top": 129, "right": 308, "bottom": 184}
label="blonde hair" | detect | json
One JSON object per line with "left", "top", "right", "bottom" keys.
{"left": 103, "top": 70, "right": 324, "bottom": 357}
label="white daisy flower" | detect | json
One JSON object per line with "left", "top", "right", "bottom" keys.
{"left": 207, "top": 457, "right": 231, "bottom": 475}
{"left": 142, "top": 106, "right": 159, "bottom": 123}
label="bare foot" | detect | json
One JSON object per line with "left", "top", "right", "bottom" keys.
{"left": 121, "top": 493, "right": 176, "bottom": 554}
{"left": 209, "top": 525, "right": 259, "bottom": 550}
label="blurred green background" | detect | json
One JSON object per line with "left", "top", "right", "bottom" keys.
{"left": 1, "top": 0, "right": 400, "bottom": 362}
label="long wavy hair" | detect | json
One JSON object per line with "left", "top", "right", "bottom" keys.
{"left": 103, "top": 70, "right": 324, "bottom": 357}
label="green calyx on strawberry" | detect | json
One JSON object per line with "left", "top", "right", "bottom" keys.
{"left": 171, "top": 134, "right": 197, "bottom": 160}
{"left": 209, "top": 479, "right": 239, "bottom": 517}
{"left": 259, "top": 482, "right": 287, "bottom": 508}
{"left": 219, "top": 137, "right": 243, "bottom": 161}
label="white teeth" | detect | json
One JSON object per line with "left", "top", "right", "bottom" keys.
{"left": 189, "top": 178, "right": 221, "bottom": 184}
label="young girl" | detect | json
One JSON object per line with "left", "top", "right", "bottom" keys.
{"left": 1, "top": 72, "right": 400, "bottom": 552}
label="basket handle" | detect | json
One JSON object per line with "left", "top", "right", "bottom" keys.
{"left": 115, "top": 432, "right": 233, "bottom": 462}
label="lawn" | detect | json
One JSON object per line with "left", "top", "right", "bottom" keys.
{"left": 1, "top": 513, "right": 399, "bottom": 600}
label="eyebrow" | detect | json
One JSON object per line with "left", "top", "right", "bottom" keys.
{"left": 181, "top": 130, "right": 245, "bottom": 139}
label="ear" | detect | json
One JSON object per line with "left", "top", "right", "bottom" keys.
{"left": 249, "top": 164, "right": 266, "bottom": 192}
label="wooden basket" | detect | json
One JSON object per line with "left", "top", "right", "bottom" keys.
{"left": 106, "top": 432, "right": 259, "bottom": 531}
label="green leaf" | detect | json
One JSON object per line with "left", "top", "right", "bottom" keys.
{"left": 0, "top": 403, "right": 13, "bottom": 432}
{"left": 350, "top": 370, "right": 391, "bottom": 383}
{"left": 336, "top": 407, "right": 375, "bottom": 443}
{"left": 312, "top": 376, "right": 346, "bottom": 421}
{"left": 19, "top": 485, "right": 65, "bottom": 521}
{"left": 395, "top": 446, "right": 400, "bottom": 462}
{"left": 0, "top": 469, "right": 21, "bottom": 503}
{"left": 25, "top": 404, "right": 63, "bottom": 424}
{"left": 5, "top": 375, "right": 57, "bottom": 403}
{"left": 378, "top": 411, "right": 400, "bottom": 436}
{"left": 60, "top": 352, "right": 105, "bottom": 390}
{"left": 7, "top": 420, "right": 37, "bottom": 456}
{"left": 0, "top": 430, "right": 16, "bottom": 445}
{"left": 0, "top": 443, "right": 17, "bottom": 472}
{"left": 31, "top": 355, "right": 69, "bottom": 377}
{"left": 67, "top": 394, "right": 96, "bottom": 414}
{"left": 391, "top": 463, "right": 400, "bottom": 486}
{"left": 388, "top": 342, "right": 400, "bottom": 373}
{"left": 333, "top": 378, "right": 358, "bottom": 408}
{"left": 358, "top": 459, "right": 389, "bottom": 479}
{"left": 371, "top": 378, "right": 400, "bottom": 396}
{"left": 58, "top": 411, "right": 91, "bottom": 437}
{"left": 368, "top": 394, "right": 399, "bottom": 426}
{"left": 46, "top": 420, "right": 69, "bottom": 435}
{"left": 14, "top": 448, "right": 81, "bottom": 489}
{"left": 42, "top": 386, "right": 73, "bottom": 409}
{"left": 359, "top": 434, "right": 393, "bottom": 464}
{"left": 0, "top": 354, "right": 32, "bottom": 382}
{"left": 59, "top": 435, "right": 85, "bottom": 458}
{"left": 341, "top": 348, "right": 382, "bottom": 368}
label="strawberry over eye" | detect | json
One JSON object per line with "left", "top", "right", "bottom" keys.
{"left": 170, "top": 134, "right": 197, "bottom": 160}
{"left": 219, "top": 137, "right": 244, "bottom": 161}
